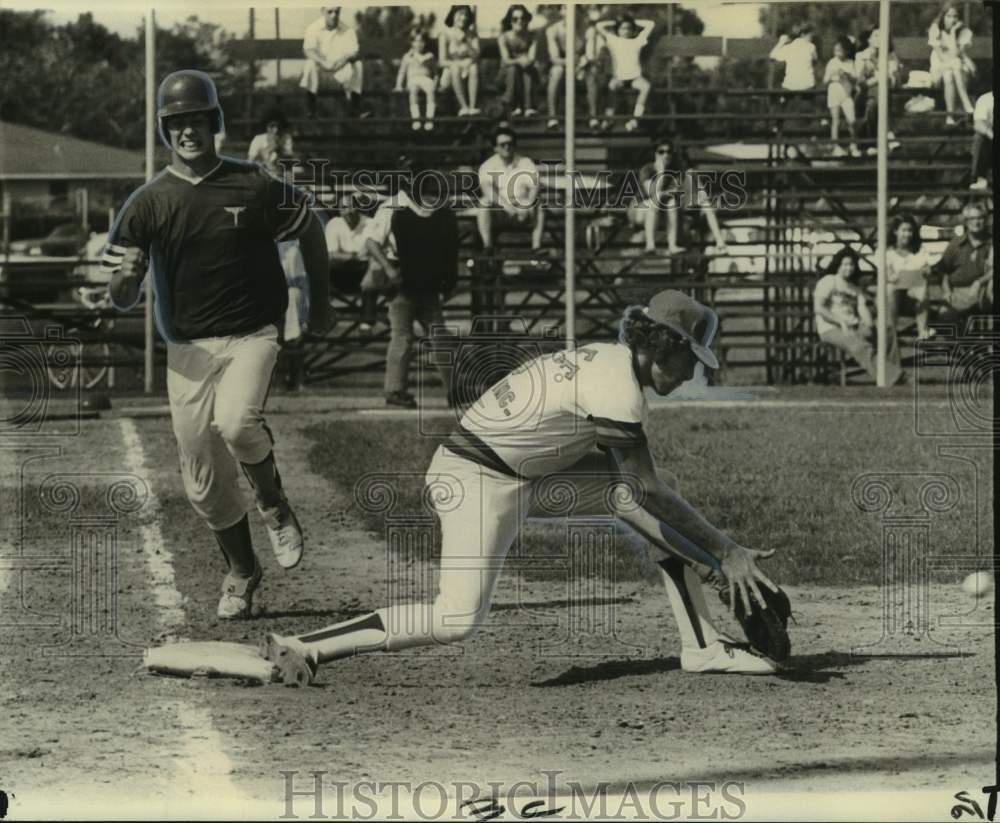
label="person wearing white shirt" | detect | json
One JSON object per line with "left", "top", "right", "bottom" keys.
{"left": 596, "top": 14, "right": 654, "bottom": 132}
{"left": 769, "top": 24, "right": 817, "bottom": 92}
{"left": 822, "top": 38, "right": 860, "bottom": 157}
{"left": 299, "top": 7, "right": 369, "bottom": 119}
{"left": 326, "top": 193, "right": 377, "bottom": 329}
{"left": 885, "top": 215, "right": 934, "bottom": 340}
{"left": 261, "top": 290, "right": 788, "bottom": 685}
{"left": 476, "top": 125, "right": 543, "bottom": 253}
{"left": 970, "top": 91, "right": 993, "bottom": 190}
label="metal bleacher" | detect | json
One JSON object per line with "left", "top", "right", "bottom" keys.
{"left": 3, "top": 27, "right": 990, "bottom": 394}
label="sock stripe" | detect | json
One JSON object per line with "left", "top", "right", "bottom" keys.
{"left": 660, "top": 559, "right": 707, "bottom": 648}
{"left": 299, "top": 611, "right": 385, "bottom": 644}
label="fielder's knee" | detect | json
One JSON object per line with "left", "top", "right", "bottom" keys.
{"left": 433, "top": 594, "right": 490, "bottom": 644}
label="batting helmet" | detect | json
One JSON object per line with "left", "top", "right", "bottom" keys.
{"left": 156, "top": 70, "right": 224, "bottom": 148}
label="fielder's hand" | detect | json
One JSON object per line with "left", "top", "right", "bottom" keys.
{"left": 718, "top": 544, "right": 778, "bottom": 618}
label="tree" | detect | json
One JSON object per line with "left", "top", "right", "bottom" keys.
{"left": 0, "top": 10, "right": 255, "bottom": 149}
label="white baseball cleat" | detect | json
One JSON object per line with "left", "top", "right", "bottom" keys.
{"left": 260, "top": 632, "right": 318, "bottom": 687}
{"left": 681, "top": 640, "right": 776, "bottom": 675}
{"left": 217, "top": 561, "right": 262, "bottom": 620}
{"left": 258, "top": 494, "right": 304, "bottom": 569}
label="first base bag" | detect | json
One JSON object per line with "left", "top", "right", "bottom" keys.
{"left": 143, "top": 641, "right": 279, "bottom": 683}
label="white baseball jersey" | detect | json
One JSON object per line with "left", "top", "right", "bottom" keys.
{"left": 478, "top": 154, "right": 539, "bottom": 210}
{"left": 447, "top": 342, "right": 648, "bottom": 479}
{"left": 302, "top": 18, "right": 359, "bottom": 67}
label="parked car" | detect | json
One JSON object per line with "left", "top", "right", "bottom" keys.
{"left": 7, "top": 223, "right": 88, "bottom": 257}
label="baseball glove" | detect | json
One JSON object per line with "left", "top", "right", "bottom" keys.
{"left": 719, "top": 584, "right": 792, "bottom": 662}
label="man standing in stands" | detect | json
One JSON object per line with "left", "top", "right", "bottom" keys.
{"left": 365, "top": 169, "right": 458, "bottom": 409}
{"left": 300, "top": 6, "right": 370, "bottom": 119}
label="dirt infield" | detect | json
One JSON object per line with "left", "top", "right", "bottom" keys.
{"left": 0, "top": 403, "right": 994, "bottom": 821}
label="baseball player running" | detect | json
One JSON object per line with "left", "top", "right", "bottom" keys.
{"left": 263, "top": 291, "right": 785, "bottom": 684}
{"left": 103, "top": 70, "right": 330, "bottom": 619}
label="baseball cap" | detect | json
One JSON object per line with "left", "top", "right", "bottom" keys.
{"left": 643, "top": 290, "right": 720, "bottom": 370}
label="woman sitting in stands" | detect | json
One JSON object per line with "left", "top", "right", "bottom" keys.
{"left": 439, "top": 5, "right": 481, "bottom": 116}
{"left": 928, "top": 2, "right": 976, "bottom": 124}
{"left": 246, "top": 109, "right": 295, "bottom": 175}
{"left": 886, "top": 214, "right": 935, "bottom": 340}
{"left": 813, "top": 246, "right": 904, "bottom": 385}
{"left": 498, "top": 5, "right": 540, "bottom": 118}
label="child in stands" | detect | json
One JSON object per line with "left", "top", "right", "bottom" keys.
{"left": 395, "top": 28, "right": 437, "bottom": 131}
{"left": 822, "top": 37, "right": 861, "bottom": 157}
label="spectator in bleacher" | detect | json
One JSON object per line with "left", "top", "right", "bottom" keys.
{"left": 499, "top": 5, "right": 540, "bottom": 118}
{"left": 439, "top": 5, "right": 481, "bottom": 116}
{"left": 627, "top": 142, "right": 728, "bottom": 256}
{"left": 246, "top": 109, "right": 295, "bottom": 175}
{"left": 326, "top": 193, "right": 377, "bottom": 330}
{"left": 581, "top": 6, "right": 610, "bottom": 130}
{"left": 930, "top": 202, "right": 993, "bottom": 324}
{"left": 365, "top": 169, "right": 458, "bottom": 409}
{"left": 597, "top": 13, "right": 655, "bottom": 132}
{"left": 769, "top": 23, "right": 817, "bottom": 92}
{"left": 395, "top": 28, "right": 437, "bottom": 131}
{"left": 886, "top": 214, "right": 934, "bottom": 340}
{"left": 969, "top": 91, "right": 993, "bottom": 190}
{"left": 477, "top": 125, "right": 544, "bottom": 254}
{"left": 853, "top": 28, "right": 901, "bottom": 155}
{"left": 928, "top": 2, "right": 976, "bottom": 125}
{"left": 823, "top": 37, "right": 861, "bottom": 158}
{"left": 545, "top": 6, "right": 569, "bottom": 129}
{"left": 300, "top": 6, "right": 370, "bottom": 120}
{"left": 814, "top": 246, "right": 904, "bottom": 385}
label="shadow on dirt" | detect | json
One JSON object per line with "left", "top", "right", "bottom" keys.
{"left": 530, "top": 657, "right": 681, "bottom": 687}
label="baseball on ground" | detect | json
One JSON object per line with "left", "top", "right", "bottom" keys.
{"left": 961, "top": 572, "right": 994, "bottom": 597}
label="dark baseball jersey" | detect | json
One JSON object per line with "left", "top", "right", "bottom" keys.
{"left": 102, "top": 159, "right": 312, "bottom": 342}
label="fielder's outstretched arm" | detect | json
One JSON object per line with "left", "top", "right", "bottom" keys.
{"left": 607, "top": 443, "right": 776, "bottom": 612}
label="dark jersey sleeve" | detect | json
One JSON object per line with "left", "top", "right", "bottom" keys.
{"left": 101, "top": 187, "right": 153, "bottom": 288}
{"left": 262, "top": 170, "right": 314, "bottom": 242}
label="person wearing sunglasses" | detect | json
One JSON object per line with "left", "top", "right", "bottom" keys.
{"left": 477, "top": 125, "right": 544, "bottom": 255}
{"left": 628, "top": 142, "right": 728, "bottom": 256}
{"left": 498, "top": 5, "right": 540, "bottom": 118}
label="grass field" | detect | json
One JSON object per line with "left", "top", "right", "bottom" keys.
{"left": 1, "top": 389, "right": 994, "bottom": 819}
{"left": 305, "top": 403, "right": 993, "bottom": 586}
